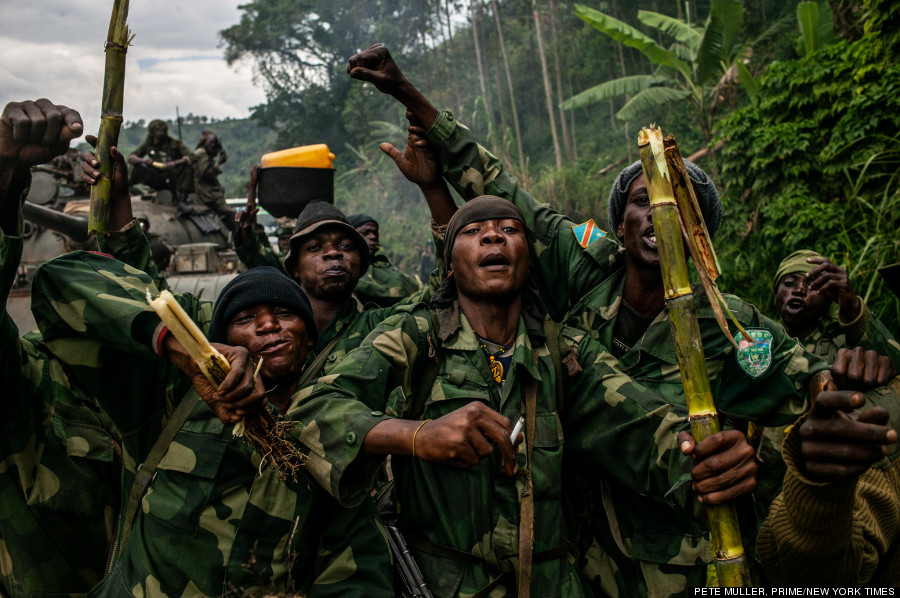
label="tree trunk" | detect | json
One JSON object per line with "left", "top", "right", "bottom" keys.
{"left": 549, "top": 0, "right": 574, "bottom": 161}
{"left": 492, "top": 0, "right": 527, "bottom": 175}
{"left": 444, "top": 0, "right": 463, "bottom": 117}
{"left": 470, "top": 0, "right": 494, "bottom": 125}
{"left": 490, "top": 33, "right": 509, "bottom": 139}
{"left": 533, "top": 0, "right": 563, "bottom": 169}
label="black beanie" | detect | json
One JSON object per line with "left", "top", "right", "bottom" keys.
{"left": 348, "top": 213, "right": 377, "bottom": 229}
{"left": 607, "top": 159, "right": 723, "bottom": 238}
{"left": 283, "top": 201, "right": 370, "bottom": 277}
{"left": 443, "top": 195, "right": 525, "bottom": 267}
{"left": 208, "top": 267, "right": 318, "bottom": 343}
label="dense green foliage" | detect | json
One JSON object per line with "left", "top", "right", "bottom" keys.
{"left": 200, "top": 0, "right": 898, "bottom": 330}
{"left": 714, "top": 20, "right": 900, "bottom": 330}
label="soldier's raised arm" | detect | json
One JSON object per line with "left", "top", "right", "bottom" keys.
{"left": 81, "top": 138, "right": 170, "bottom": 288}
{"left": 348, "top": 44, "right": 623, "bottom": 321}
{"left": 1, "top": 100, "right": 83, "bottom": 229}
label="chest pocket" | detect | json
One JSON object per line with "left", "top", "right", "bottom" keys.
{"left": 143, "top": 425, "right": 229, "bottom": 535}
{"left": 27, "top": 398, "right": 120, "bottom": 514}
{"left": 423, "top": 361, "right": 494, "bottom": 417}
{"left": 530, "top": 411, "right": 564, "bottom": 502}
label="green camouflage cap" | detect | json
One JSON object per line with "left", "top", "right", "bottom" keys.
{"left": 773, "top": 249, "right": 823, "bottom": 291}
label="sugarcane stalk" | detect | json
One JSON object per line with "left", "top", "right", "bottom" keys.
{"left": 89, "top": 0, "right": 134, "bottom": 235}
{"left": 663, "top": 137, "right": 752, "bottom": 348}
{"left": 638, "top": 127, "right": 752, "bottom": 587}
{"left": 147, "top": 290, "right": 307, "bottom": 480}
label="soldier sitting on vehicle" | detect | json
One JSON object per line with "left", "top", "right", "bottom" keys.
{"left": 127, "top": 119, "right": 192, "bottom": 201}
{"left": 347, "top": 212, "right": 420, "bottom": 307}
{"left": 192, "top": 130, "right": 235, "bottom": 229}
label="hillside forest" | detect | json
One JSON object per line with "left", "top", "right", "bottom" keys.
{"left": 116, "top": 0, "right": 900, "bottom": 330}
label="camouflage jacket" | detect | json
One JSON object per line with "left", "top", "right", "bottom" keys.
{"left": 30, "top": 250, "right": 394, "bottom": 598}
{"left": 192, "top": 147, "right": 225, "bottom": 206}
{"left": 354, "top": 248, "right": 420, "bottom": 308}
{"left": 0, "top": 227, "right": 120, "bottom": 597}
{"left": 287, "top": 301, "right": 717, "bottom": 598}
{"left": 425, "top": 110, "right": 827, "bottom": 596}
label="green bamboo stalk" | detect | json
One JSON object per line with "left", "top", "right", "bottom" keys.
{"left": 638, "top": 126, "right": 752, "bottom": 588}
{"left": 663, "top": 136, "right": 752, "bottom": 348}
{"left": 89, "top": 0, "right": 133, "bottom": 235}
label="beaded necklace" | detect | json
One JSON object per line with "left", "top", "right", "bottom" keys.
{"left": 476, "top": 334, "right": 514, "bottom": 383}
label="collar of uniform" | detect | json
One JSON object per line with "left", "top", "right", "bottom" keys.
{"left": 437, "top": 302, "right": 544, "bottom": 380}
{"left": 434, "top": 298, "right": 546, "bottom": 344}
{"left": 313, "top": 296, "right": 365, "bottom": 352}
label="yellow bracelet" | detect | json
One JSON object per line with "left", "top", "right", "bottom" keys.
{"left": 411, "top": 419, "right": 431, "bottom": 459}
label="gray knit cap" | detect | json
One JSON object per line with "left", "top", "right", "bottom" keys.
{"left": 607, "top": 159, "right": 723, "bottom": 238}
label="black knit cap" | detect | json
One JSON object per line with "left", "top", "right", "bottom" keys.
{"left": 443, "top": 195, "right": 525, "bottom": 267}
{"left": 347, "top": 213, "right": 377, "bottom": 229}
{"left": 208, "top": 267, "right": 318, "bottom": 343}
{"left": 282, "top": 201, "right": 370, "bottom": 277}
{"left": 607, "top": 159, "right": 723, "bottom": 238}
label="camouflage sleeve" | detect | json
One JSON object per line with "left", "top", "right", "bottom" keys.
{"left": 716, "top": 303, "right": 823, "bottom": 427}
{"left": 97, "top": 218, "right": 169, "bottom": 291}
{"left": 31, "top": 250, "right": 212, "bottom": 361}
{"left": 310, "top": 495, "right": 393, "bottom": 596}
{"left": 757, "top": 416, "right": 900, "bottom": 585}
{"left": 287, "top": 310, "right": 430, "bottom": 506}
{"left": 233, "top": 228, "right": 288, "bottom": 272}
{"left": 852, "top": 299, "right": 900, "bottom": 368}
{"left": 564, "top": 332, "right": 694, "bottom": 511}
{"left": 425, "top": 110, "right": 624, "bottom": 321}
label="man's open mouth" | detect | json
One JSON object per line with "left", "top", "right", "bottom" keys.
{"left": 641, "top": 225, "right": 657, "bottom": 250}
{"left": 479, "top": 253, "right": 511, "bottom": 269}
{"left": 786, "top": 298, "right": 806, "bottom": 310}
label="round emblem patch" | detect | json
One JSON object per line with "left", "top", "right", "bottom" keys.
{"left": 734, "top": 328, "right": 774, "bottom": 378}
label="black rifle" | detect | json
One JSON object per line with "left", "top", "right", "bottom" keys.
{"left": 385, "top": 524, "right": 433, "bottom": 598}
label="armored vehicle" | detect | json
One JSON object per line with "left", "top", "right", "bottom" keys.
{"left": 9, "top": 156, "right": 241, "bottom": 332}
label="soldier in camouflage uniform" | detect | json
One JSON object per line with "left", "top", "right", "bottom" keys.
{"left": 192, "top": 131, "right": 235, "bottom": 228}
{"left": 0, "top": 99, "right": 121, "bottom": 596}
{"left": 773, "top": 249, "right": 900, "bottom": 367}
{"left": 127, "top": 119, "right": 192, "bottom": 199}
{"left": 754, "top": 250, "right": 900, "bottom": 522}
{"left": 288, "top": 195, "right": 775, "bottom": 597}
{"left": 348, "top": 213, "right": 420, "bottom": 307}
{"left": 345, "top": 45, "right": 836, "bottom": 596}
{"left": 30, "top": 255, "right": 395, "bottom": 597}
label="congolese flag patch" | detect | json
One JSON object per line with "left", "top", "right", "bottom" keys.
{"left": 571, "top": 219, "right": 607, "bottom": 248}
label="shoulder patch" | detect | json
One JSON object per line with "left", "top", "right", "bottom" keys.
{"left": 734, "top": 328, "right": 774, "bottom": 378}
{"left": 571, "top": 219, "right": 607, "bottom": 248}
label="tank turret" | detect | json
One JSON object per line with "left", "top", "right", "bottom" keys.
{"left": 9, "top": 164, "right": 243, "bottom": 332}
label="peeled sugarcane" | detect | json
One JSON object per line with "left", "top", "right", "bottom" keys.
{"left": 147, "top": 289, "right": 308, "bottom": 481}
{"left": 89, "top": 0, "right": 134, "bottom": 235}
{"left": 638, "top": 127, "right": 752, "bottom": 587}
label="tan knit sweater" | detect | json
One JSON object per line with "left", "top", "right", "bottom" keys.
{"left": 758, "top": 422, "right": 900, "bottom": 585}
